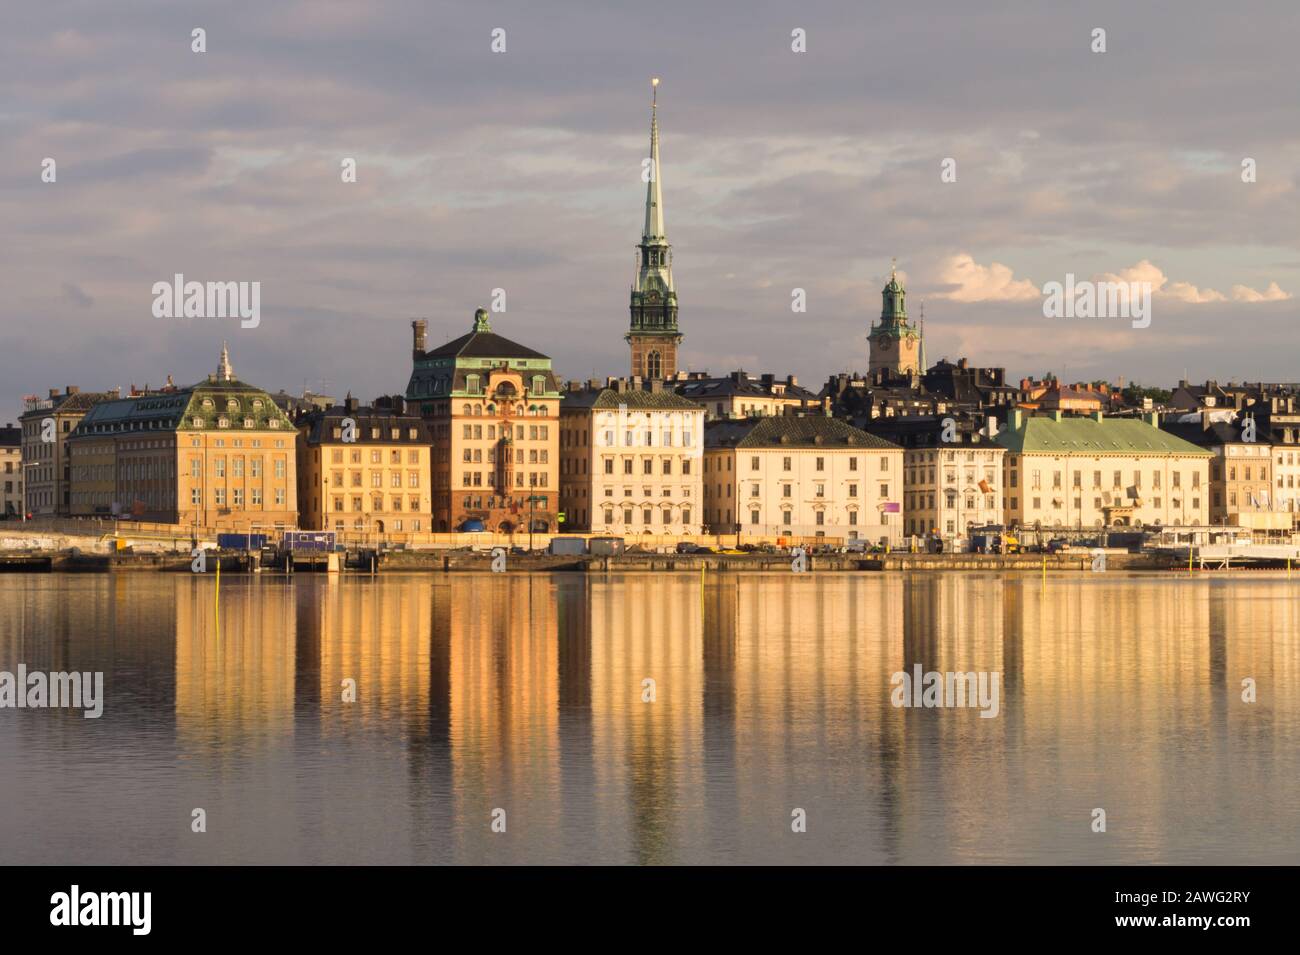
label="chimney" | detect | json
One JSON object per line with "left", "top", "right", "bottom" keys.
{"left": 48, "top": 388, "right": 59, "bottom": 398}
{"left": 1142, "top": 411, "right": 1159, "bottom": 427}
{"left": 345, "top": 394, "right": 359, "bottom": 413}
{"left": 1200, "top": 410, "right": 1213, "bottom": 431}
{"left": 786, "top": 374, "right": 798, "bottom": 388}
{"left": 1010, "top": 408, "right": 1024, "bottom": 431}
{"left": 66, "top": 386, "right": 79, "bottom": 395}
{"left": 411, "top": 319, "right": 428, "bottom": 359}
{"left": 1092, "top": 410, "right": 1105, "bottom": 423}
{"left": 650, "top": 379, "right": 662, "bottom": 393}
{"left": 760, "top": 373, "right": 774, "bottom": 389}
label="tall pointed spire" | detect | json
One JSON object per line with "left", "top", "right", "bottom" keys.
{"left": 643, "top": 77, "right": 666, "bottom": 243}
{"left": 627, "top": 77, "right": 681, "bottom": 380}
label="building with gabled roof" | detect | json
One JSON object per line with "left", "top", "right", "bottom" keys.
{"left": 406, "top": 308, "right": 561, "bottom": 534}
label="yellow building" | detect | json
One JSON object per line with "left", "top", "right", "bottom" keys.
{"left": 406, "top": 309, "right": 561, "bottom": 534}
{"left": 998, "top": 410, "right": 1212, "bottom": 529}
{"left": 296, "top": 396, "right": 432, "bottom": 534}
{"left": 703, "top": 415, "right": 904, "bottom": 542}
{"left": 67, "top": 345, "right": 298, "bottom": 529}
{"left": 559, "top": 380, "right": 705, "bottom": 535}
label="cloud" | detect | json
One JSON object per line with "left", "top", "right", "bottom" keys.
{"left": 1232, "top": 281, "right": 1292, "bottom": 303}
{"left": 935, "top": 254, "right": 1039, "bottom": 303}
{"left": 1096, "top": 260, "right": 1226, "bottom": 303}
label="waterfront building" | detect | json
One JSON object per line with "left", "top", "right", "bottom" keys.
{"left": 295, "top": 395, "right": 431, "bottom": 534}
{"left": 65, "top": 345, "right": 298, "bottom": 528}
{"left": 673, "top": 371, "right": 818, "bottom": 420}
{"left": 405, "top": 309, "right": 561, "bottom": 533}
{"left": 997, "top": 410, "right": 1211, "bottom": 529}
{"left": 1160, "top": 410, "right": 1292, "bottom": 531}
{"left": 558, "top": 379, "right": 705, "bottom": 535}
{"left": 626, "top": 80, "right": 682, "bottom": 380}
{"left": 1, "top": 423, "right": 21, "bottom": 517}
{"left": 703, "top": 415, "right": 903, "bottom": 542}
{"left": 866, "top": 414, "right": 1006, "bottom": 538}
{"left": 19, "top": 386, "right": 117, "bottom": 516}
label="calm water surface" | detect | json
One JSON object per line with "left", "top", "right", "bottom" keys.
{"left": 1, "top": 572, "right": 1297, "bottom": 864}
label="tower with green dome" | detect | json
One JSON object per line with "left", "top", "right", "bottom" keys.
{"left": 868, "top": 261, "right": 922, "bottom": 377}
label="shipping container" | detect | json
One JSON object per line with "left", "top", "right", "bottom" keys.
{"left": 217, "top": 533, "right": 269, "bottom": 550}
{"left": 588, "top": 537, "right": 625, "bottom": 556}
{"left": 548, "top": 537, "right": 587, "bottom": 556}
{"left": 284, "top": 531, "right": 336, "bottom": 552}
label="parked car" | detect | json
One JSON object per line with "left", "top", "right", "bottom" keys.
{"left": 675, "top": 542, "right": 697, "bottom": 554}
{"left": 1045, "top": 538, "right": 1070, "bottom": 554}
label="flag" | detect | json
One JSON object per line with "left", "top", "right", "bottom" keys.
{"left": 978, "top": 479, "right": 992, "bottom": 494}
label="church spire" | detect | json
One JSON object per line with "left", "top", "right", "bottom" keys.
{"left": 643, "top": 77, "right": 666, "bottom": 243}
{"left": 626, "top": 78, "right": 682, "bottom": 380}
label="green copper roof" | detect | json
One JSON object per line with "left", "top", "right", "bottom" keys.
{"left": 996, "top": 416, "right": 1213, "bottom": 456}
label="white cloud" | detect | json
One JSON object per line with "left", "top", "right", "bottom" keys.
{"left": 936, "top": 253, "right": 1039, "bottom": 303}
{"left": 1096, "top": 260, "right": 1226, "bottom": 303}
{"left": 1232, "top": 281, "right": 1292, "bottom": 303}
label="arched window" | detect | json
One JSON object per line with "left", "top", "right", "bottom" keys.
{"left": 473, "top": 404, "right": 482, "bottom": 416}
{"left": 647, "top": 351, "right": 662, "bottom": 379}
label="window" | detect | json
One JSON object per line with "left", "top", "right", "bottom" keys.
{"left": 783, "top": 457, "right": 791, "bottom": 472}
{"left": 663, "top": 459, "right": 672, "bottom": 475}
{"left": 751, "top": 456, "right": 760, "bottom": 471}
{"left": 850, "top": 457, "right": 859, "bottom": 472}
{"left": 750, "top": 509, "right": 760, "bottom": 524}
{"left": 815, "top": 511, "right": 825, "bottom": 526}
{"left": 815, "top": 457, "right": 825, "bottom": 472}
{"left": 643, "top": 459, "right": 653, "bottom": 475}
{"left": 624, "top": 459, "right": 633, "bottom": 475}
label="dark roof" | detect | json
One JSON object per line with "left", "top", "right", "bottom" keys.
{"left": 423, "top": 329, "right": 548, "bottom": 361}
{"left": 299, "top": 405, "right": 430, "bottom": 445}
{"left": 0, "top": 425, "right": 20, "bottom": 449}
{"left": 705, "top": 415, "right": 900, "bottom": 451}
{"left": 562, "top": 388, "right": 702, "bottom": 412}
{"left": 674, "top": 373, "right": 817, "bottom": 403}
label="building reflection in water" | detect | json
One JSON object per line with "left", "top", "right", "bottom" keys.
{"left": 8, "top": 568, "right": 1292, "bottom": 864}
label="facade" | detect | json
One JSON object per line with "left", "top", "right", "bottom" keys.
{"left": 673, "top": 371, "right": 818, "bottom": 420}
{"left": 19, "top": 386, "right": 116, "bottom": 516}
{"left": 1161, "top": 411, "right": 1292, "bottom": 530}
{"left": 406, "top": 309, "right": 561, "bottom": 533}
{"left": 66, "top": 346, "right": 299, "bottom": 528}
{"left": 296, "top": 396, "right": 432, "bottom": 534}
{"left": 998, "top": 410, "right": 1212, "bottom": 529}
{"left": 867, "top": 266, "right": 923, "bottom": 377}
{"left": 703, "top": 415, "right": 904, "bottom": 542}
{"left": 626, "top": 81, "right": 682, "bottom": 380}
{"left": 558, "top": 380, "right": 705, "bottom": 535}
{"left": 1, "top": 424, "right": 21, "bottom": 517}
{"left": 866, "top": 414, "right": 1006, "bottom": 538}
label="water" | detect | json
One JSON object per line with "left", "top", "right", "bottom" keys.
{"left": 0, "top": 571, "right": 1296, "bottom": 865}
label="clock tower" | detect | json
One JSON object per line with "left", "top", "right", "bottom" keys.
{"left": 868, "top": 262, "right": 922, "bottom": 377}
{"left": 627, "top": 78, "right": 681, "bottom": 380}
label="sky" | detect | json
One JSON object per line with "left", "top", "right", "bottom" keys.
{"left": 3, "top": 0, "right": 1300, "bottom": 419}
